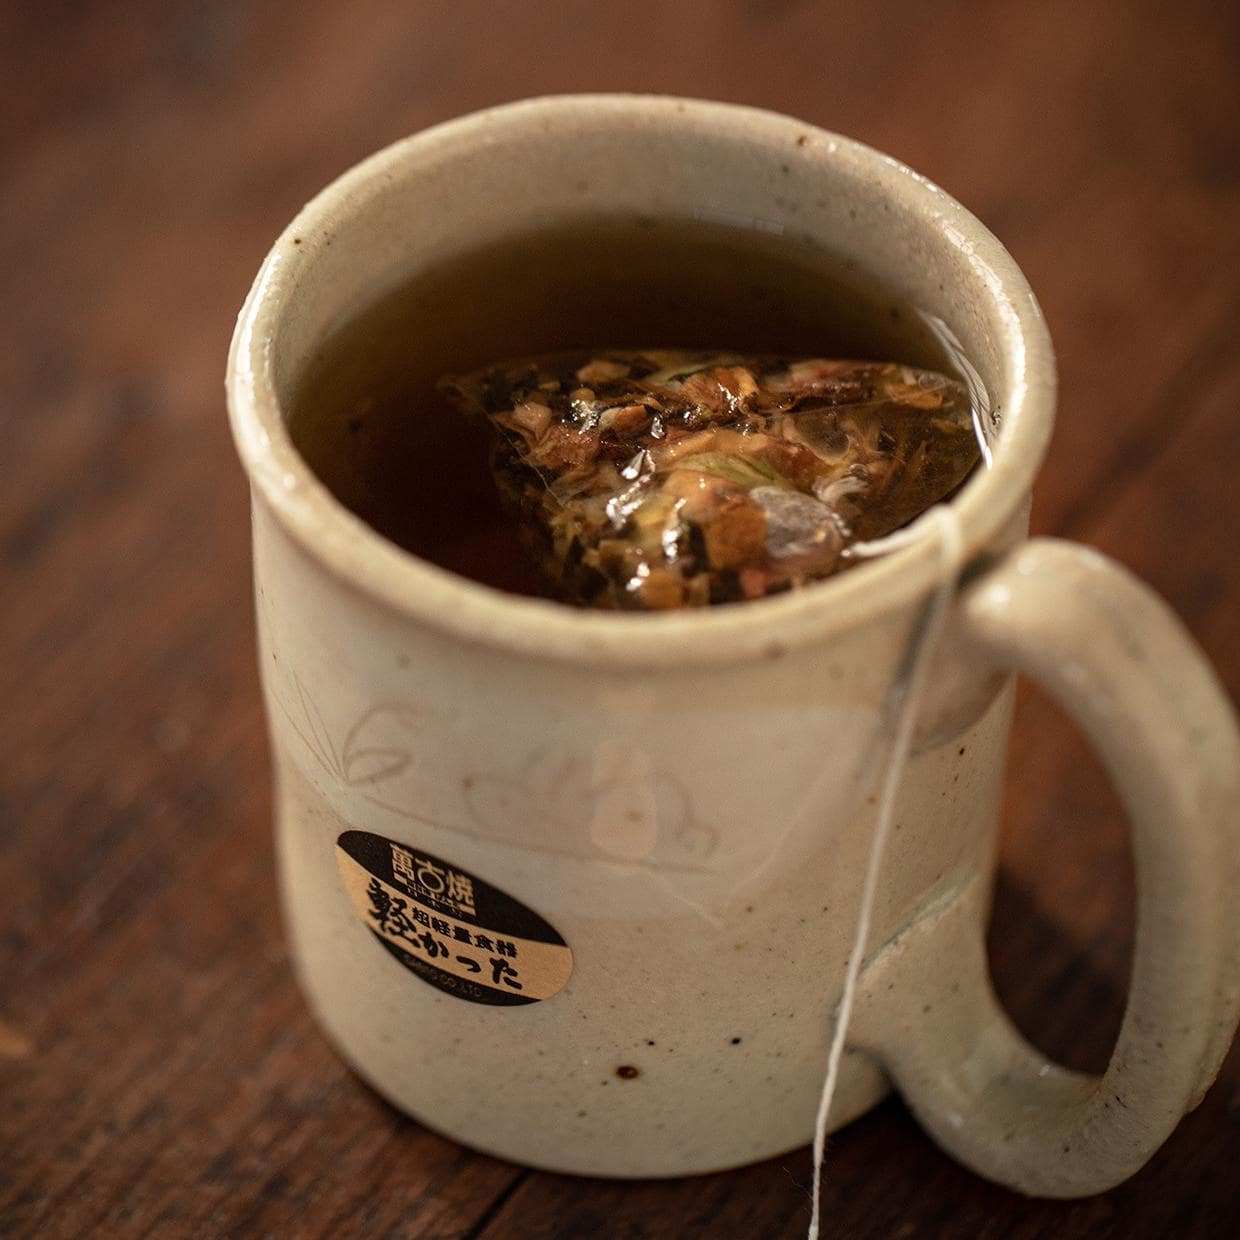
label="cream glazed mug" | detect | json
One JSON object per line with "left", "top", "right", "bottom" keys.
{"left": 227, "top": 96, "right": 1240, "bottom": 1195}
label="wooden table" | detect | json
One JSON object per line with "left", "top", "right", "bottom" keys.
{"left": 3, "top": 2, "right": 1238, "bottom": 1235}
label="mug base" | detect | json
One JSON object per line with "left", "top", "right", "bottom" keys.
{"left": 323, "top": 1009, "right": 892, "bottom": 1178}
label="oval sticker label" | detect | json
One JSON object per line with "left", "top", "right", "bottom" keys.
{"left": 335, "top": 830, "right": 573, "bottom": 1006}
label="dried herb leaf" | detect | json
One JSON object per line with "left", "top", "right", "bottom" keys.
{"left": 672, "top": 453, "right": 794, "bottom": 490}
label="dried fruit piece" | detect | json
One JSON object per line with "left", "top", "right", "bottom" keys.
{"left": 441, "top": 351, "right": 980, "bottom": 610}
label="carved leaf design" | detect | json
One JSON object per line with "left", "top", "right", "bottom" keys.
{"left": 340, "top": 704, "right": 426, "bottom": 787}
{"left": 342, "top": 747, "right": 412, "bottom": 785}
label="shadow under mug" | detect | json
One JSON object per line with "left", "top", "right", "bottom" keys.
{"left": 227, "top": 95, "right": 1240, "bottom": 1194}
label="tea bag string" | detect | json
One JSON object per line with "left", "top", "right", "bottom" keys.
{"left": 807, "top": 504, "right": 964, "bottom": 1240}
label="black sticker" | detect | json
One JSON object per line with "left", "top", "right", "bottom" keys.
{"left": 335, "top": 830, "right": 573, "bottom": 1007}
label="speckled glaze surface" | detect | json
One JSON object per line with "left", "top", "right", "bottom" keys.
{"left": 227, "top": 96, "right": 1240, "bottom": 1191}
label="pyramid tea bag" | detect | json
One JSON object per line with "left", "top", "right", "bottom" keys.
{"left": 441, "top": 351, "right": 980, "bottom": 609}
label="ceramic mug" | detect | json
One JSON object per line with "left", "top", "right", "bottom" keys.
{"left": 227, "top": 96, "right": 1240, "bottom": 1194}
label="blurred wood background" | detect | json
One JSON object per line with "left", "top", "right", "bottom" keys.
{"left": 2, "top": 1, "right": 1238, "bottom": 1236}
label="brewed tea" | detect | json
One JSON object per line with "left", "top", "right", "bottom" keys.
{"left": 289, "top": 215, "right": 986, "bottom": 603}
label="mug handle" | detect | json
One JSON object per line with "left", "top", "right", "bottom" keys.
{"left": 850, "top": 538, "right": 1240, "bottom": 1196}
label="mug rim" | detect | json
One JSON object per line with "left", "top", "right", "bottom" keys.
{"left": 227, "top": 93, "right": 1055, "bottom": 669}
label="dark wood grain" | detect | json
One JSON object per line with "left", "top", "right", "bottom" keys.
{"left": 3, "top": 1, "right": 1238, "bottom": 1236}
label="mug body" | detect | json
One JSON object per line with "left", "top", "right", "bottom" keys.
{"left": 229, "top": 95, "right": 1054, "bottom": 1176}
